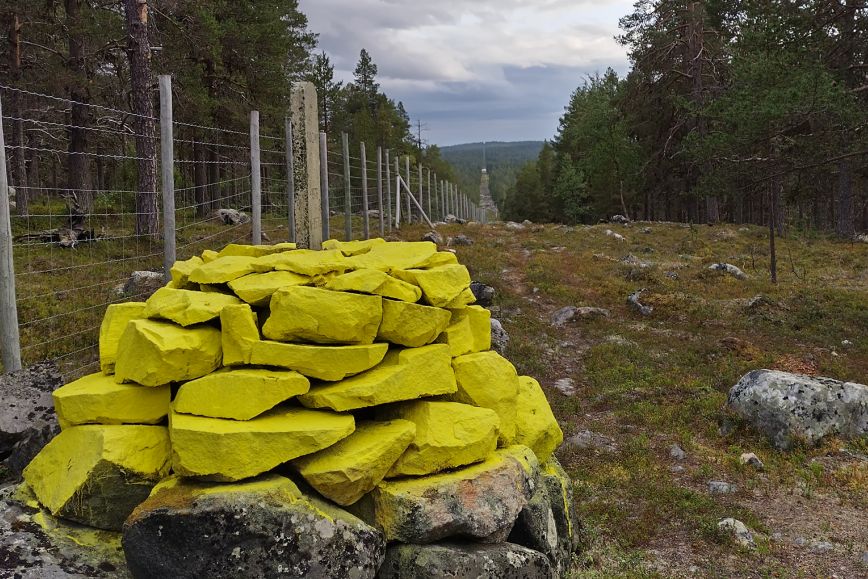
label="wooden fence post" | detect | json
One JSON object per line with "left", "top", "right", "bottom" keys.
{"left": 250, "top": 110, "right": 262, "bottom": 245}
{"left": 159, "top": 75, "right": 176, "bottom": 280}
{"left": 284, "top": 118, "right": 296, "bottom": 243}
{"left": 360, "top": 142, "right": 369, "bottom": 240}
{"left": 377, "top": 147, "right": 384, "bottom": 237}
{"left": 0, "top": 94, "right": 22, "bottom": 372}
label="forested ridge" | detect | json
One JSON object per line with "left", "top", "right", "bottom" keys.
{"left": 502, "top": 1, "right": 867, "bottom": 237}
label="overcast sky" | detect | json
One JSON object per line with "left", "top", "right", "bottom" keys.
{"left": 298, "top": 0, "right": 634, "bottom": 146}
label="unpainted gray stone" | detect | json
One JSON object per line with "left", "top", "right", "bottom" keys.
{"left": 377, "top": 542, "right": 554, "bottom": 579}
{"left": 121, "top": 271, "right": 164, "bottom": 299}
{"left": 490, "top": 319, "right": 509, "bottom": 354}
{"left": 718, "top": 518, "right": 755, "bottom": 549}
{"left": 470, "top": 281, "right": 496, "bottom": 307}
{"left": 421, "top": 231, "right": 444, "bottom": 245}
{"left": 565, "top": 431, "right": 617, "bottom": 454}
{"left": 449, "top": 234, "right": 474, "bottom": 246}
{"left": 552, "top": 379, "right": 576, "bottom": 397}
{"left": 669, "top": 444, "right": 687, "bottom": 461}
{"left": 708, "top": 481, "right": 737, "bottom": 495}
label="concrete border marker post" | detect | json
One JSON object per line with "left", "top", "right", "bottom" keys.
{"left": 289, "top": 82, "right": 323, "bottom": 249}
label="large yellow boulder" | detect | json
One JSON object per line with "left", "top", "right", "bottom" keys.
{"left": 377, "top": 300, "right": 451, "bottom": 347}
{"left": 379, "top": 400, "right": 500, "bottom": 477}
{"left": 392, "top": 264, "right": 471, "bottom": 308}
{"left": 228, "top": 270, "right": 310, "bottom": 306}
{"left": 436, "top": 306, "right": 491, "bottom": 357}
{"left": 250, "top": 341, "right": 388, "bottom": 381}
{"left": 514, "top": 376, "right": 563, "bottom": 462}
{"left": 325, "top": 269, "right": 422, "bottom": 303}
{"left": 188, "top": 255, "right": 258, "bottom": 285}
{"left": 217, "top": 242, "right": 297, "bottom": 258}
{"left": 170, "top": 407, "right": 355, "bottom": 481}
{"left": 98, "top": 302, "right": 146, "bottom": 374}
{"left": 220, "top": 304, "right": 260, "bottom": 366}
{"left": 450, "top": 351, "right": 519, "bottom": 445}
{"left": 53, "top": 372, "right": 170, "bottom": 427}
{"left": 298, "top": 344, "right": 456, "bottom": 412}
{"left": 293, "top": 420, "right": 416, "bottom": 506}
{"left": 253, "top": 249, "right": 351, "bottom": 276}
{"left": 169, "top": 256, "right": 204, "bottom": 288}
{"left": 347, "top": 241, "right": 438, "bottom": 271}
{"left": 262, "top": 286, "right": 382, "bottom": 344}
{"left": 322, "top": 238, "right": 387, "bottom": 256}
{"left": 143, "top": 287, "right": 241, "bottom": 327}
{"left": 23, "top": 425, "right": 171, "bottom": 530}
{"left": 418, "top": 251, "right": 459, "bottom": 269}
{"left": 444, "top": 287, "right": 477, "bottom": 309}
{"left": 114, "top": 319, "right": 222, "bottom": 387}
{"left": 174, "top": 368, "right": 310, "bottom": 420}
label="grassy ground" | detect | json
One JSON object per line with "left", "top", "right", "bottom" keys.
{"left": 395, "top": 220, "right": 867, "bottom": 578}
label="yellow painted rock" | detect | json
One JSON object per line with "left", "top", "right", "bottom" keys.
{"left": 322, "top": 238, "right": 387, "bottom": 256}
{"left": 228, "top": 270, "right": 310, "bottom": 306}
{"left": 298, "top": 344, "right": 456, "bottom": 412}
{"left": 418, "top": 251, "right": 459, "bottom": 269}
{"left": 174, "top": 368, "right": 310, "bottom": 420}
{"left": 250, "top": 341, "right": 388, "bottom": 381}
{"left": 188, "top": 255, "right": 258, "bottom": 285}
{"left": 450, "top": 351, "right": 519, "bottom": 445}
{"left": 170, "top": 407, "right": 355, "bottom": 481}
{"left": 379, "top": 400, "right": 500, "bottom": 477}
{"left": 253, "top": 249, "right": 351, "bottom": 276}
{"left": 220, "top": 304, "right": 259, "bottom": 366}
{"left": 293, "top": 420, "right": 416, "bottom": 506}
{"left": 201, "top": 249, "right": 219, "bottom": 263}
{"left": 217, "top": 242, "right": 297, "bottom": 258}
{"left": 115, "top": 319, "right": 222, "bottom": 386}
{"left": 325, "top": 269, "right": 422, "bottom": 302}
{"left": 53, "top": 372, "right": 170, "bottom": 426}
{"left": 514, "top": 376, "right": 563, "bottom": 462}
{"left": 347, "top": 241, "right": 438, "bottom": 271}
{"left": 23, "top": 425, "right": 170, "bottom": 530}
{"left": 143, "top": 287, "right": 241, "bottom": 327}
{"left": 444, "top": 287, "right": 477, "bottom": 309}
{"left": 377, "top": 300, "right": 451, "bottom": 347}
{"left": 392, "top": 264, "right": 471, "bottom": 308}
{"left": 169, "top": 256, "right": 204, "bottom": 288}
{"left": 436, "top": 306, "right": 490, "bottom": 357}
{"left": 262, "top": 286, "right": 382, "bottom": 344}
{"left": 99, "top": 302, "right": 146, "bottom": 374}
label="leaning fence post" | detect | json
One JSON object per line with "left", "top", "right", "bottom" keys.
{"left": 376, "top": 146, "right": 384, "bottom": 237}
{"left": 0, "top": 94, "right": 22, "bottom": 372}
{"left": 385, "top": 149, "right": 392, "bottom": 232}
{"left": 250, "top": 110, "right": 262, "bottom": 245}
{"left": 159, "top": 75, "right": 176, "bottom": 282}
{"left": 342, "top": 132, "right": 352, "bottom": 241}
{"left": 319, "top": 132, "right": 329, "bottom": 243}
{"left": 360, "top": 142, "right": 370, "bottom": 240}
{"left": 284, "top": 117, "right": 296, "bottom": 243}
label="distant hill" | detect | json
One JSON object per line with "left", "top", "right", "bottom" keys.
{"left": 439, "top": 141, "right": 545, "bottom": 208}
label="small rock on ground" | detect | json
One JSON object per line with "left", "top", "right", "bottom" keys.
{"left": 565, "top": 430, "right": 618, "bottom": 454}
{"left": 421, "top": 231, "right": 444, "bottom": 245}
{"left": 718, "top": 518, "right": 755, "bottom": 549}
{"left": 669, "top": 444, "right": 687, "bottom": 461}
{"left": 449, "top": 234, "right": 473, "bottom": 246}
{"left": 553, "top": 378, "right": 576, "bottom": 396}
{"left": 470, "top": 281, "right": 495, "bottom": 307}
{"left": 708, "top": 481, "right": 737, "bottom": 494}
{"left": 739, "top": 452, "right": 764, "bottom": 470}
{"left": 490, "top": 319, "right": 509, "bottom": 354}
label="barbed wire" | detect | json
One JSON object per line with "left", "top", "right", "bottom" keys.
{"left": 0, "top": 84, "right": 156, "bottom": 120}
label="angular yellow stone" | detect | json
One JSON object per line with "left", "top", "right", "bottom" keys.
{"left": 418, "top": 251, "right": 459, "bottom": 269}
{"left": 298, "top": 344, "right": 456, "bottom": 412}
{"left": 436, "top": 306, "right": 490, "bottom": 357}
{"left": 143, "top": 287, "right": 241, "bottom": 327}
{"left": 228, "top": 270, "right": 310, "bottom": 306}
{"left": 450, "top": 351, "right": 519, "bottom": 445}
{"left": 217, "top": 242, "right": 297, "bottom": 258}
{"left": 170, "top": 407, "right": 355, "bottom": 481}
{"left": 325, "top": 269, "right": 422, "bottom": 302}
{"left": 377, "top": 300, "right": 451, "bottom": 347}
{"left": 392, "top": 264, "right": 471, "bottom": 308}
{"left": 347, "top": 241, "right": 438, "bottom": 271}
{"left": 293, "top": 420, "right": 416, "bottom": 506}
{"left": 99, "top": 302, "right": 146, "bottom": 374}
{"left": 262, "top": 286, "right": 382, "bottom": 344}
{"left": 220, "top": 304, "right": 259, "bottom": 366}
{"left": 380, "top": 401, "right": 500, "bottom": 477}
{"left": 169, "top": 256, "right": 204, "bottom": 288}
{"left": 23, "top": 425, "right": 170, "bottom": 529}
{"left": 115, "top": 319, "right": 222, "bottom": 387}
{"left": 201, "top": 249, "right": 219, "bottom": 263}
{"left": 188, "top": 255, "right": 258, "bottom": 285}
{"left": 444, "top": 287, "right": 477, "bottom": 309}
{"left": 322, "top": 238, "right": 387, "bottom": 256}
{"left": 174, "top": 368, "right": 310, "bottom": 420}
{"left": 253, "top": 249, "right": 351, "bottom": 276}
{"left": 250, "top": 341, "right": 389, "bottom": 381}
{"left": 53, "top": 372, "right": 170, "bottom": 426}
{"left": 514, "top": 376, "right": 563, "bottom": 462}
{"left": 463, "top": 305, "right": 492, "bottom": 351}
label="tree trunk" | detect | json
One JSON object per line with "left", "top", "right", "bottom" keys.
{"left": 8, "top": 13, "right": 28, "bottom": 216}
{"left": 835, "top": 160, "right": 855, "bottom": 238}
{"left": 769, "top": 177, "right": 779, "bottom": 284}
{"left": 65, "top": 0, "right": 93, "bottom": 216}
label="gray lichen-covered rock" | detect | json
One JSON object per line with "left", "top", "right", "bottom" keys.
{"left": 353, "top": 446, "right": 538, "bottom": 544}
{"left": 122, "top": 474, "right": 385, "bottom": 579}
{"left": 491, "top": 318, "right": 509, "bottom": 354}
{"left": 377, "top": 542, "right": 554, "bottom": 579}
{"left": 727, "top": 369, "right": 867, "bottom": 450}
{"left": 470, "top": 281, "right": 495, "bottom": 307}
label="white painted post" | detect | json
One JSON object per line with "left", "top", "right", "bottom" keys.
{"left": 426, "top": 168, "right": 432, "bottom": 220}
{"left": 250, "top": 110, "right": 262, "bottom": 245}
{"left": 0, "top": 94, "right": 22, "bottom": 372}
{"left": 417, "top": 164, "right": 423, "bottom": 224}
{"left": 159, "top": 75, "right": 176, "bottom": 281}
{"left": 319, "top": 132, "right": 329, "bottom": 243}
{"left": 342, "top": 132, "right": 351, "bottom": 241}
{"left": 404, "top": 156, "right": 411, "bottom": 225}
{"left": 394, "top": 155, "right": 401, "bottom": 228}
{"left": 360, "top": 142, "right": 369, "bottom": 240}
{"left": 376, "top": 147, "right": 384, "bottom": 237}
{"left": 285, "top": 118, "right": 296, "bottom": 243}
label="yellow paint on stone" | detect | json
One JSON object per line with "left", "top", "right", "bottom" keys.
{"left": 392, "top": 264, "right": 471, "bottom": 308}
{"left": 293, "top": 420, "right": 416, "bottom": 506}
{"left": 436, "top": 306, "right": 490, "bottom": 357}
{"left": 114, "top": 319, "right": 222, "bottom": 386}
{"left": 449, "top": 351, "right": 519, "bottom": 445}
{"left": 98, "top": 302, "right": 146, "bottom": 374}
{"left": 346, "top": 241, "right": 438, "bottom": 271}
{"left": 250, "top": 341, "right": 388, "bottom": 381}
{"left": 418, "top": 251, "right": 459, "bottom": 269}
{"left": 228, "top": 270, "right": 310, "bottom": 306}
{"left": 217, "top": 242, "right": 297, "bottom": 258}
{"left": 325, "top": 269, "right": 422, "bottom": 302}
{"left": 169, "top": 256, "right": 204, "bottom": 289}
{"left": 201, "top": 249, "right": 219, "bottom": 263}
{"left": 143, "top": 287, "right": 241, "bottom": 327}
{"left": 262, "top": 286, "right": 382, "bottom": 344}
{"left": 298, "top": 344, "right": 456, "bottom": 412}
{"left": 444, "top": 287, "right": 477, "bottom": 309}
{"left": 322, "top": 238, "right": 387, "bottom": 256}
{"left": 174, "top": 368, "right": 310, "bottom": 420}
{"left": 377, "top": 299, "right": 451, "bottom": 347}
{"left": 170, "top": 407, "right": 355, "bottom": 481}
{"left": 379, "top": 400, "right": 500, "bottom": 477}
{"left": 188, "top": 255, "right": 258, "bottom": 285}
{"left": 53, "top": 372, "right": 170, "bottom": 426}
{"left": 514, "top": 376, "right": 563, "bottom": 462}
{"left": 220, "top": 304, "right": 260, "bottom": 366}
{"left": 253, "top": 248, "right": 351, "bottom": 276}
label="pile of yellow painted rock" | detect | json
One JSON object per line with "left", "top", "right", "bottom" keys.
{"left": 22, "top": 239, "right": 578, "bottom": 579}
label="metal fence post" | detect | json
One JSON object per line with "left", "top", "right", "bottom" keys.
{"left": 319, "top": 132, "right": 330, "bottom": 242}
{"left": 0, "top": 94, "right": 22, "bottom": 372}
{"left": 404, "top": 156, "right": 411, "bottom": 224}
{"left": 394, "top": 155, "right": 401, "bottom": 228}
{"left": 417, "top": 164, "right": 423, "bottom": 224}
{"left": 159, "top": 75, "right": 176, "bottom": 281}
{"left": 342, "top": 132, "right": 352, "bottom": 241}
{"left": 376, "top": 146, "right": 384, "bottom": 237}
{"left": 426, "top": 168, "right": 432, "bottom": 220}
{"left": 360, "top": 142, "right": 370, "bottom": 240}
{"left": 285, "top": 118, "right": 296, "bottom": 243}
{"left": 250, "top": 110, "right": 262, "bottom": 245}
{"left": 385, "top": 149, "right": 392, "bottom": 232}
